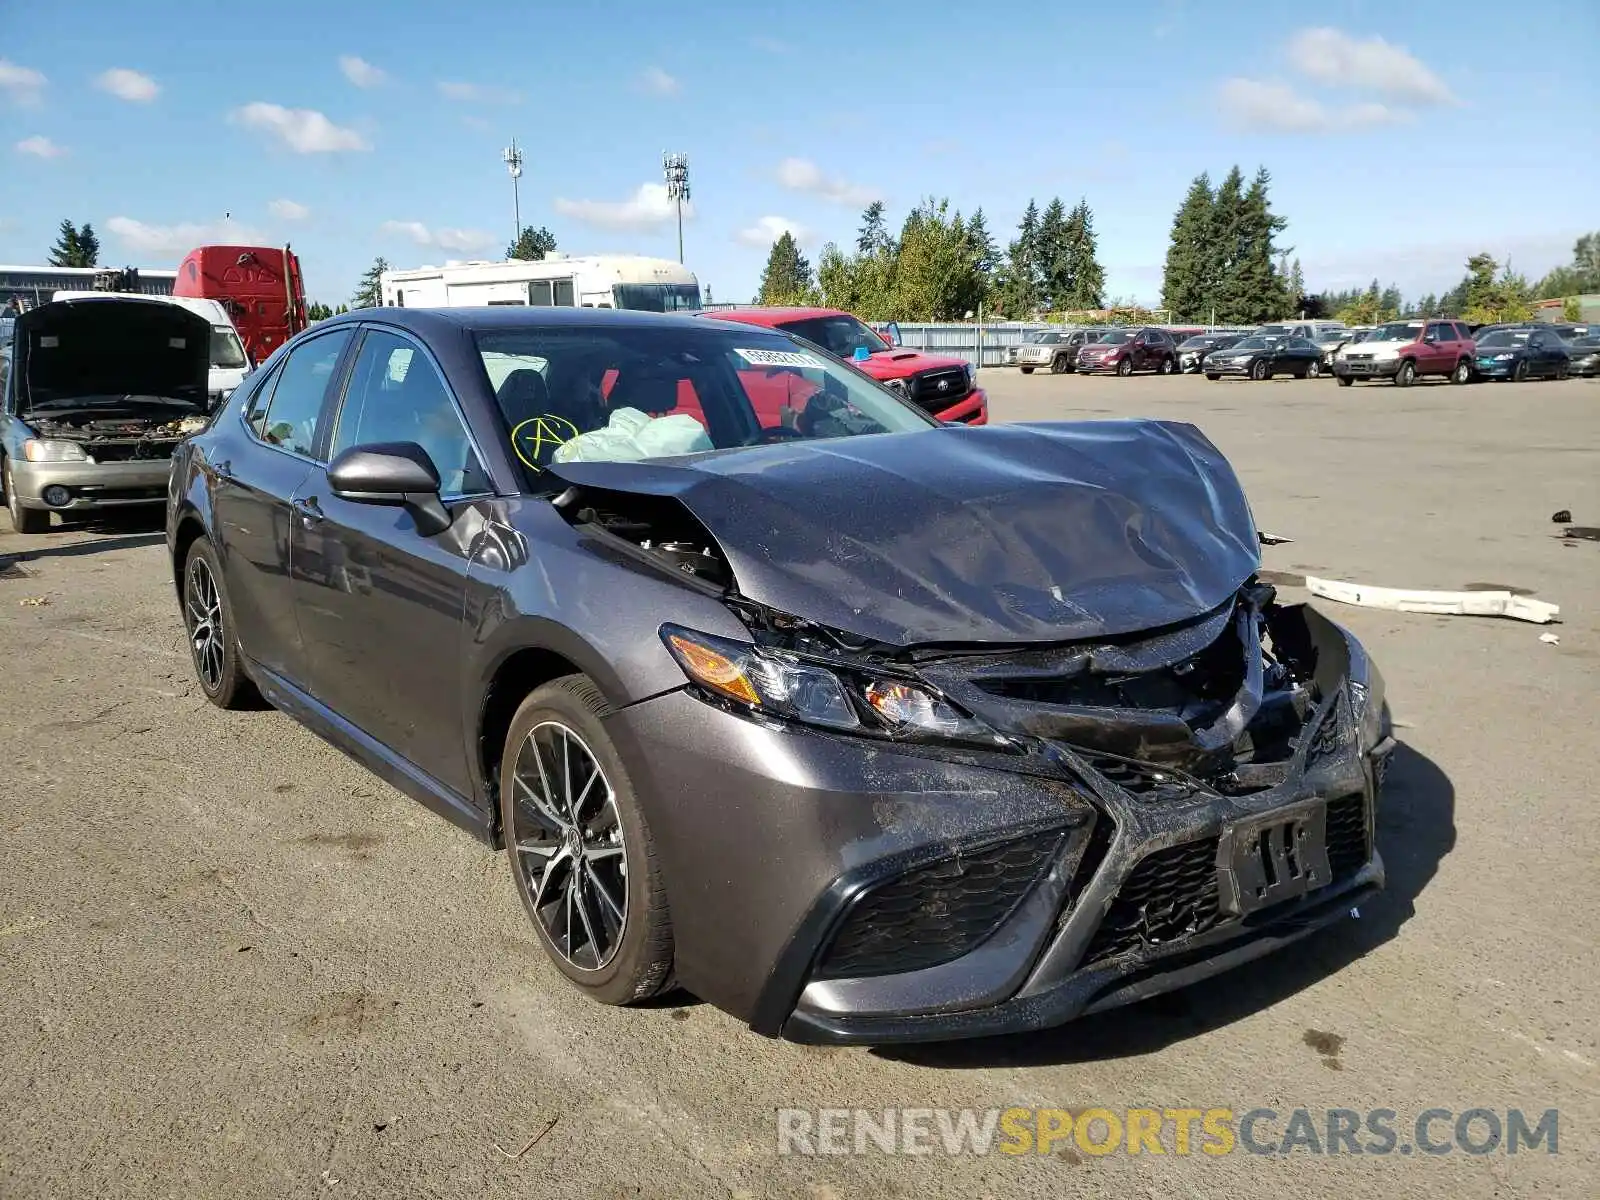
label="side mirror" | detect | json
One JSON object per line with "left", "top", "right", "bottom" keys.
{"left": 327, "top": 441, "right": 452, "bottom": 535}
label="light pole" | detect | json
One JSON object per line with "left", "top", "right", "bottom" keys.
{"left": 502, "top": 139, "right": 524, "bottom": 253}
{"left": 663, "top": 152, "right": 689, "bottom": 264}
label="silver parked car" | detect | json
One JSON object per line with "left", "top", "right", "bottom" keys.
{"left": 2, "top": 296, "right": 212, "bottom": 533}
{"left": 1010, "top": 327, "right": 1106, "bottom": 374}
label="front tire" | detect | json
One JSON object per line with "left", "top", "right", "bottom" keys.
{"left": 1306, "top": 360, "right": 1322, "bottom": 379}
{"left": 1336, "top": 375, "right": 1354, "bottom": 388}
{"left": 1513, "top": 359, "right": 1528, "bottom": 383}
{"left": 1451, "top": 359, "right": 1471, "bottom": 385}
{"left": 2, "top": 458, "right": 50, "bottom": 535}
{"left": 182, "top": 538, "right": 258, "bottom": 709}
{"left": 1050, "top": 354, "right": 1069, "bottom": 375}
{"left": 1205, "top": 373, "right": 1220, "bottom": 382}
{"left": 1116, "top": 358, "right": 1133, "bottom": 377}
{"left": 1019, "top": 367, "right": 1034, "bottom": 375}
{"left": 1556, "top": 361, "right": 1571, "bottom": 381}
{"left": 1394, "top": 359, "right": 1416, "bottom": 387}
{"left": 1249, "top": 358, "right": 1270, "bottom": 381}
{"left": 501, "top": 675, "right": 675, "bottom": 1006}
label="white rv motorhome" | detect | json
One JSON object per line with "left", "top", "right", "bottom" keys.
{"left": 380, "top": 254, "right": 701, "bottom": 313}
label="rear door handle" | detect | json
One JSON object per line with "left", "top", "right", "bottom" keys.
{"left": 293, "top": 497, "right": 323, "bottom": 527}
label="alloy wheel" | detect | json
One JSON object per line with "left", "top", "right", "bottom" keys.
{"left": 508, "top": 721, "right": 628, "bottom": 971}
{"left": 185, "top": 556, "right": 226, "bottom": 693}
{"left": 1307, "top": 360, "right": 1321, "bottom": 378}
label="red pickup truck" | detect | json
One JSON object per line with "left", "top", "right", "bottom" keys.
{"left": 704, "top": 307, "right": 988, "bottom": 424}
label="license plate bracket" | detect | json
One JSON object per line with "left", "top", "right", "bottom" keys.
{"left": 1217, "top": 804, "right": 1330, "bottom": 917}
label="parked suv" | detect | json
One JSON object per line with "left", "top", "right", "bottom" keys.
{"left": 1010, "top": 327, "right": 1105, "bottom": 374}
{"left": 1074, "top": 327, "right": 1179, "bottom": 376}
{"left": 706, "top": 307, "right": 987, "bottom": 423}
{"left": 1332, "top": 319, "right": 1474, "bottom": 387}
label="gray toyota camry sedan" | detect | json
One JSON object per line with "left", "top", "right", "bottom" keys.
{"left": 167, "top": 306, "right": 1393, "bottom": 1045}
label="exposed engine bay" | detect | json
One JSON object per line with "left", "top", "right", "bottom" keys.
{"left": 25, "top": 407, "right": 208, "bottom": 461}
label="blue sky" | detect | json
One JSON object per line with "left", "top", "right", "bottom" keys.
{"left": 3, "top": 0, "right": 1595, "bottom": 308}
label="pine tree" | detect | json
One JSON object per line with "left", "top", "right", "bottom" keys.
{"left": 1161, "top": 174, "right": 1215, "bottom": 322}
{"left": 966, "top": 208, "right": 999, "bottom": 278}
{"left": 507, "top": 225, "right": 557, "bottom": 261}
{"left": 1035, "top": 198, "right": 1069, "bottom": 310}
{"left": 1206, "top": 168, "right": 1247, "bottom": 323}
{"left": 998, "top": 200, "right": 1042, "bottom": 317}
{"left": 351, "top": 256, "right": 390, "bottom": 308}
{"left": 756, "top": 232, "right": 816, "bottom": 305}
{"left": 1059, "top": 199, "right": 1105, "bottom": 310}
{"left": 48, "top": 219, "right": 99, "bottom": 268}
{"left": 855, "top": 201, "right": 890, "bottom": 256}
{"left": 1215, "top": 167, "right": 1289, "bottom": 324}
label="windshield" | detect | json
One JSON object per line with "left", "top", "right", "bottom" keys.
{"left": 1094, "top": 330, "right": 1133, "bottom": 345}
{"left": 1476, "top": 331, "right": 1531, "bottom": 348}
{"left": 611, "top": 282, "right": 703, "bottom": 313}
{"left": 1025, "top": 331, "right": 1061, "bottom": 344}
{"left": 211, "top": 326, "right": 248, "bottom": 369}
{"left": 474, "top": 324, "right": 935, "bottom": 472}
{"left": 775, "top": 314, "right": 889, "bottom": 359}
{"left": 1314, "top": 331, "right": 1347, "bottom": 345}
{"left": 1178, "top": 335, "right": 1227, "bottom": 350}
{"left": 1373, "top": 322, "right": 1424, "bottom": 341}
{"left": 1232, "top": 337, "right": 1270, "bottom": 351}
{"left": 1258, "top": 324, "right": 1290, "bottom": 334}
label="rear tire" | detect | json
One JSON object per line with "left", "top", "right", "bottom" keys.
{"left": 1336, "top": 375, "right": 1354, "bottom": 388}
{"left": 2, "top": 458, "right": 50, "bottom": 535}
{"left": 182, "top": 538, "right": 258, "bottom": 709}
{"left": 1394, "top": 359, "right": 1416, "bottom": 387}
{"left": 1451, "top": 359, "right": 1471, "bottom": 385}
{"left": 501, "top": 675, "right": 675, "bottom": 1006}
{"left": 1556, "top": 361, "right": 1570, "bottom": 381}
{"left": 1157, "top": 356, "right": 1175, "bottom": 375}
{"left": 1306, "top": 360, "right": 1322, "bottom": 379}
{"left": 1249, "top": 358, "right": 1270, "bottom": 381}
{"left": 1205, "top": 373, "right": 1220, "bottom": 382}
{"left": 1019, "top": 367, "right": 1034, "bottom": 375}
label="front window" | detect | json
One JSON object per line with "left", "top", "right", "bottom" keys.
{"left": 1024, "top": 331, "right": 1060, "bottom": 344}
{"left": 473, "top": 324, "right": 935, "bottom": 473}
{"left": 611, "top": 282, "right": 703, "bottom": 313}
{"left": 211, "top": 326, "right": 248, "bottom": 369}
{"left": 1373, "top": 322, "right": 1424, "bottom": 341}
{"left": 1094, "top": 330, "right": 1133, "bottom": 345}
{"left": 774, "top": 314, "right": 889, "bottom": 360}
{"left": 1231, "top": 337, "right": 1270, "bottom": 351}
{"left": 1476, "top": 331, "right": 1530, "bottom": 348}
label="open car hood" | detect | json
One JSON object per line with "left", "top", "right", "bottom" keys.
{"left": 545, "top": 420, "right": 1262, "bottom": 647}
{"left": 15, "top": 297, "right": 211, "bottom": 412}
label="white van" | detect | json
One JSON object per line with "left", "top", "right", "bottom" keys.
{"left": 52, "top": 291, "right": 251, "bottom": 404}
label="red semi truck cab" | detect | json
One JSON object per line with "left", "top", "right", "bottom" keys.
{"left": 174, "top": 245, "right": 307, "bottom": 365}
{"left": 704, "top": 307, "right": 988, "bottom": 424}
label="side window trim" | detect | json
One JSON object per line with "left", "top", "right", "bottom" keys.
{"left": 334, "top": 323, "right": 497, "bottom": 501}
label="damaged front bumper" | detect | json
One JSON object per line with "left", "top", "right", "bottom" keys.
{"left": 610, "top": 596, "right": 1393, "bottom": 1045}
{"left": 7, "top": 456, "right": 173, "bottom": 510}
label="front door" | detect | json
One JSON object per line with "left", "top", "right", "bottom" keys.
{"left": 211, "top": 328, "right": 353, "bottom": 683}
{"left": 288, "top": 327, "right": 491, "bottom": 797}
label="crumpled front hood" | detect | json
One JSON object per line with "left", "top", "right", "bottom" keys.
{"left": 545, "top": 420, "right": 1262, "bottom": 647}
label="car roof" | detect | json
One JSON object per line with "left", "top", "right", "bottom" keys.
{"left": 313, "top": 305, "right": 718, "bottom": 338}
{"left": 703, "top": 306, "right": 849, "bottom": 326}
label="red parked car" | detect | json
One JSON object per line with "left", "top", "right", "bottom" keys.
{"left": 704, "top": 307, "right": 987, "bottom": 424}
{"left": 1074, "top": 326, "right": 1180, "bottom": 376}
{"left": 1331, "top": 318, "right": 1475, "bottom": 387}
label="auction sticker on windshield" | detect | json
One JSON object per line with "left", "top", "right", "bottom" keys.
{"left": 734, "top": 348, "right": 825, "bottom": 369}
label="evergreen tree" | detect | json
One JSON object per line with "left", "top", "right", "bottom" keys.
{"left": 1059, "top": 199, "right": 1105, "bottom": 310}
{"left": 1035, "top": 198, "right": 1069, "bottom": 310}
{"left": 1378, "top": 284, "right": 1404, "bottom": 317}
{"left": 1161, "top": 174, "right": 1215, "bottom": 322}
{"left": 1414, "top": 293, "right": 1439, "bottom": 317}
{"left": 998, "top": 200, "right": 1042, "bottom": 317}
{"left": 306, "top": 301, "right": 333, "bottom": 321}
{"left": 48, "top": 219, "right": 99, "bottom": 268}
{"left": 507, "top": 225, "right": 557, "bottom": 261}
{"left": 966, "top": 208, "right": 1000, "bottom": 280}
{"left": 351, "top": 257, "right": 390, "bottom": 308}
{"left": 855, "top": 201, "right": 891, "bottom": 256}
{"left": 756, "top": 232, "right": 816, "bottom": 305}
{"left": 1216, "top": 166, "right": 1289, "bottom": 324}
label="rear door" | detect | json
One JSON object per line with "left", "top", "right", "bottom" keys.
{"left": 288, "top": 326, "right": 492, "bottom": 796}
{"left": 211, "top": 328, "right": 354, "bottom": 685}
{"left": 1423, "top": 322, "right": 1456, "bottom": 374}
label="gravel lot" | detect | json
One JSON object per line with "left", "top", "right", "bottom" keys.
{"left": 2, "top": 369, "right": 1597, "bottom": 1198}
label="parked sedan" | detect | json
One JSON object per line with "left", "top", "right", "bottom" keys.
{"left": 1471, "top": 327, "right": 1572, "bottom": 381}
{"left": 166, "top": 306, "right": 1390, "bottom": 1045}
{"left": 1563, "top": 335, "right": 1600, "bottom": 376}
{"left": 1204, "top": 335, "right": 1327, "bottom": 380}
{"left": 1175, "top": 333, "right": 1242, "bottom": 374}
{"left": 1075, "top": 326, "right": 1179, "bottom": 375}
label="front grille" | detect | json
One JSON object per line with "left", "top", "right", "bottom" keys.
{"left": 1083, "top": 836, "right": 1223, "bottom": 964}
{"left": 1346, "top": 353, "right": 1374, "bottom": 363}
{"left": 70, "top": 485, "right": 166, "bottom": 502}
{"left": 816, "top": 830, "right": 1063, "bottom": 979}
{"left": 88, "top": 441, "right": 179, "bottom": 463}
{"left": 907, "top": 366, "right": 970, "bottom": 410}
{"left": 1325, "top": 793, "right": 1369, "bottom": 880}
{"left": 1084, "top": 755, "right": 1202, "bottom": 805}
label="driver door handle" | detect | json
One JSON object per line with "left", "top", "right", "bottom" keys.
{"left": 293, "top": 497, "right": 323, "bottom": 528}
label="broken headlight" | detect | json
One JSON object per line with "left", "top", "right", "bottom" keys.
{"left": 22, "top": 438, "right": 89, "bottom": 462}
{"left": 1347, "top": 652, "right": 1390, "bottom": 754}
{"left": 661, "top": 625, "right": 1008, "bottom": 747}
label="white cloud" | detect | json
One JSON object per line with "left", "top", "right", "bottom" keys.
{"left": 338, "top": 55, "right": 386, "bottom": 88}
{"left": 638, "top": 66, "right": 681, "bottom": 97}
{"left": 15, "top": 135, "right": 66, "bottom": 159}
{"left": 775, "top": 157, "right": 881, "bottom": 206}
{"left": 269, "top": 198, "right": 310, "bottom": 221}
{"left": 379, "top": 220, "right": 497, "bottom": 253}
{"left": 95, "top": 68, "right": 159, "bottom": 102}
{"left": 232, "top": 102, "right": 369, "bottom": 152}
{"left": 737, "top": 216, "right": 810, "bottom": 248}
{"left": 554, "top": 182, "right": 689, "bottom": 230}
{"left": 0, "top": 59, "right": 46, "bottom": 105}
{"left": 437, "top": 80, "right": 522, "bottom": 105}
{"left": 1217, "top": 78, "right": 1406, "bottom": 133}
{"left": 1288, "top": 28, "right": 1457, "bottom": 106}
{"left": 107, "top": 216, "right": 264, "bottom": 257}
